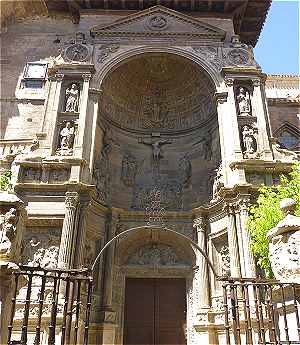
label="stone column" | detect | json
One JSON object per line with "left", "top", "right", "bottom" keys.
{"left": 58, "top": 191, "right": 79, "bottom": 269}
{"left": 102, "top": 209, "right": 119, "bottom": 308}
{"left": 238, "top": 198, "right": 256, "bottom": 277}
{"left": 193, "top": 216, "right": 210, "bottom": 309}
{"left": 251, "top": 77, "right": 273, "bottom": 160}
{"left": 226, "top": 203, "right": 241, "bottom": 277}
{"left": 74, "top": 196, "right": 90, "bottom": 269}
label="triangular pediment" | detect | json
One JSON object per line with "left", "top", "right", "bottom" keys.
{"left": 90, "top": 5, "right": 226, "bottom": 40}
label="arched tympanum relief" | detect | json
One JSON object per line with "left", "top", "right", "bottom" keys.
{"left": 127, "top": 243, "right": 190, "bottom": 267}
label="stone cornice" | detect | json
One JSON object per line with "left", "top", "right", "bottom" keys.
{"left": 229, "top": 159, "right": 295, "bottom": 172}
{"left": 267, "top": 98, "right": 300, "bottom": 106}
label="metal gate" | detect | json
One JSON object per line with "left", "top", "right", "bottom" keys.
{"left": 219, "top": 277, "right": 300, "bottom": 345}
{"left": 7, "top": 265, "right": 93, "bottom": 345}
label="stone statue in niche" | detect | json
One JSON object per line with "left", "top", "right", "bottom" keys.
{"left": 121, "top": 153, "right": 138, "bottom": 187}
{"left": 179, "top": 154, "right": 192, "bottom": 187}
{"left": 65, "top": 83, "right": 79, "bottom": 112}
{"left": 57, "top": 121, "right": 76, "bottom": 155}
{"left": 236, "top": 87, "right": 251, "bottom": 116}
{"left": 242, "top": 125, "right": 257, "bottom": 157}
{"left": 0, "top": 207, "right": 18, "bottom": 256}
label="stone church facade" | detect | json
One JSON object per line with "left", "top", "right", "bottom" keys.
{"left": 0, "top": 1, "right": 299, "bottom": 344}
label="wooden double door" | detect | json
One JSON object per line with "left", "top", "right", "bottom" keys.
{"left": 124, "top": 278, "right": 186, "bottom": 345}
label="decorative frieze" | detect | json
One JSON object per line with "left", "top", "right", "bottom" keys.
{"left": 127, "top": 243, "right": 189, "bottom": 267}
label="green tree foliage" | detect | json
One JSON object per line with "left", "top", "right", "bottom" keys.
{"left": 247, "top": 163, "right": 300, "bottom": 277}
{"left": 0, "top": 170, "right": 12, "bottom": 191}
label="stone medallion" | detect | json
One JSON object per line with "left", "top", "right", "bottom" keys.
{"left": 146, "top": 15, "right": 168, "bottom": 31}
{"left": 65, "top": 43, "right": 89, "bottom": 62}
{"left": 227, "top": 48, "right": 251, "bottom": 66}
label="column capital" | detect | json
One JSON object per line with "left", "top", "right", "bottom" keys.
{"left": 224, "top": 77, "right": 234, "bottom": 87}
{"left": 224, "top": 202, "right": 239, "bottom": 215}
{"left": 252, "top": 78, "right": 261, "bottom": 87}
{"left": 214, "top": 91, "right": 228, "bottom": 104}
{"left": 65, "top": 191, "right": 79, "bottom": 208}
{"left": 54, "top": 73, "right": 64, "bottom": 82}
{"left": 82, "top": 73, "right": 92, "bottom": 82}
{"left": 193, "top": 216, "right": 207, "bottom": 232}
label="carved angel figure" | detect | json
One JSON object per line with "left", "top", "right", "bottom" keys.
{"left": 242, "top": 126, "right": 256, "bottom": 154}
{"left": 65, "top": 84, "right": 79, "bottom": 112}
{"left": 59, "top": 122, "right": 75, "bottom": 150}
{"left": 236, "top": 87, "right": 251, "bottom": 116}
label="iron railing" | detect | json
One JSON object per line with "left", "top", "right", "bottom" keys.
{"left": 7, "top": 265, "right": 93, "bottom": 345}
{"left": 218, "top": 277, "right": 300, "bottom": 345}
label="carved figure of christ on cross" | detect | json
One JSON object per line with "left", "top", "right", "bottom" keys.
{"left": 139, "top": 138, "right": 172, "bottom": 162}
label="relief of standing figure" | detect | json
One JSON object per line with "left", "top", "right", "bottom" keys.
{"left": 65, "top": 83, "right": 79, "bottom": 112}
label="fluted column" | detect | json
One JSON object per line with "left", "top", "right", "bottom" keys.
{"left": 74, "top": 197, "right": 90, "bottom": 269}
{"left": 193, "top": 216, "right": 210, "bottom": 309}
{"left": 238, "top": 198, "right": 256, "bottom": 277}
{"left": 226, "top": 203, "right": 241, "bottom": 277}
{"left": 102, "top": 209, "right": 119, "bottom": 308}
{"left": 58, "top": 191, "right": 79, "bottom": 269}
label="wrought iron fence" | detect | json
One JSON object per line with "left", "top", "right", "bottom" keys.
{"left": 218, "top": 277, "right": 300, "bottom": 345}
{"left": 7, "top": 265, "right": 93, "bottom": 345}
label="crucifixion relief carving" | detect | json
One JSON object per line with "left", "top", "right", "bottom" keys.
{"left": 138, "top": 136, "right": 172, "bottom": 168}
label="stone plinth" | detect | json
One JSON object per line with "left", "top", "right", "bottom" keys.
{"left": 268, "top": 198, "right": 300, "bottom": 283}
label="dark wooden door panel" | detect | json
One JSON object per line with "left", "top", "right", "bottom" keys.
{"left": 124, "top": 278, "right": 186, "bottom": 345}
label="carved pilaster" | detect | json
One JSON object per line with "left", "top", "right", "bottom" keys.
{"left": 193, "top": 216, "right": 210, "bottom": 309}
{"left": 251, "top": 77, "right": 272, "bottom": 159}
{"left": 58, "top": 192, "right": 79, "bottom": 268}
{"left": 73, "top": 71, "right": 93, "bottom": 161}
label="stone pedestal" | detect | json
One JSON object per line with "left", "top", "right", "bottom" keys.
{"left": 268, "top": 198, "right": 300, "bottom": 283}
{"left": 0, "top": 191, "right": 26, "bottom": 345}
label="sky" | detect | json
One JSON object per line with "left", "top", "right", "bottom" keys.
{"left": 254, "top": 0, "right": 299, "bottom": 75}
